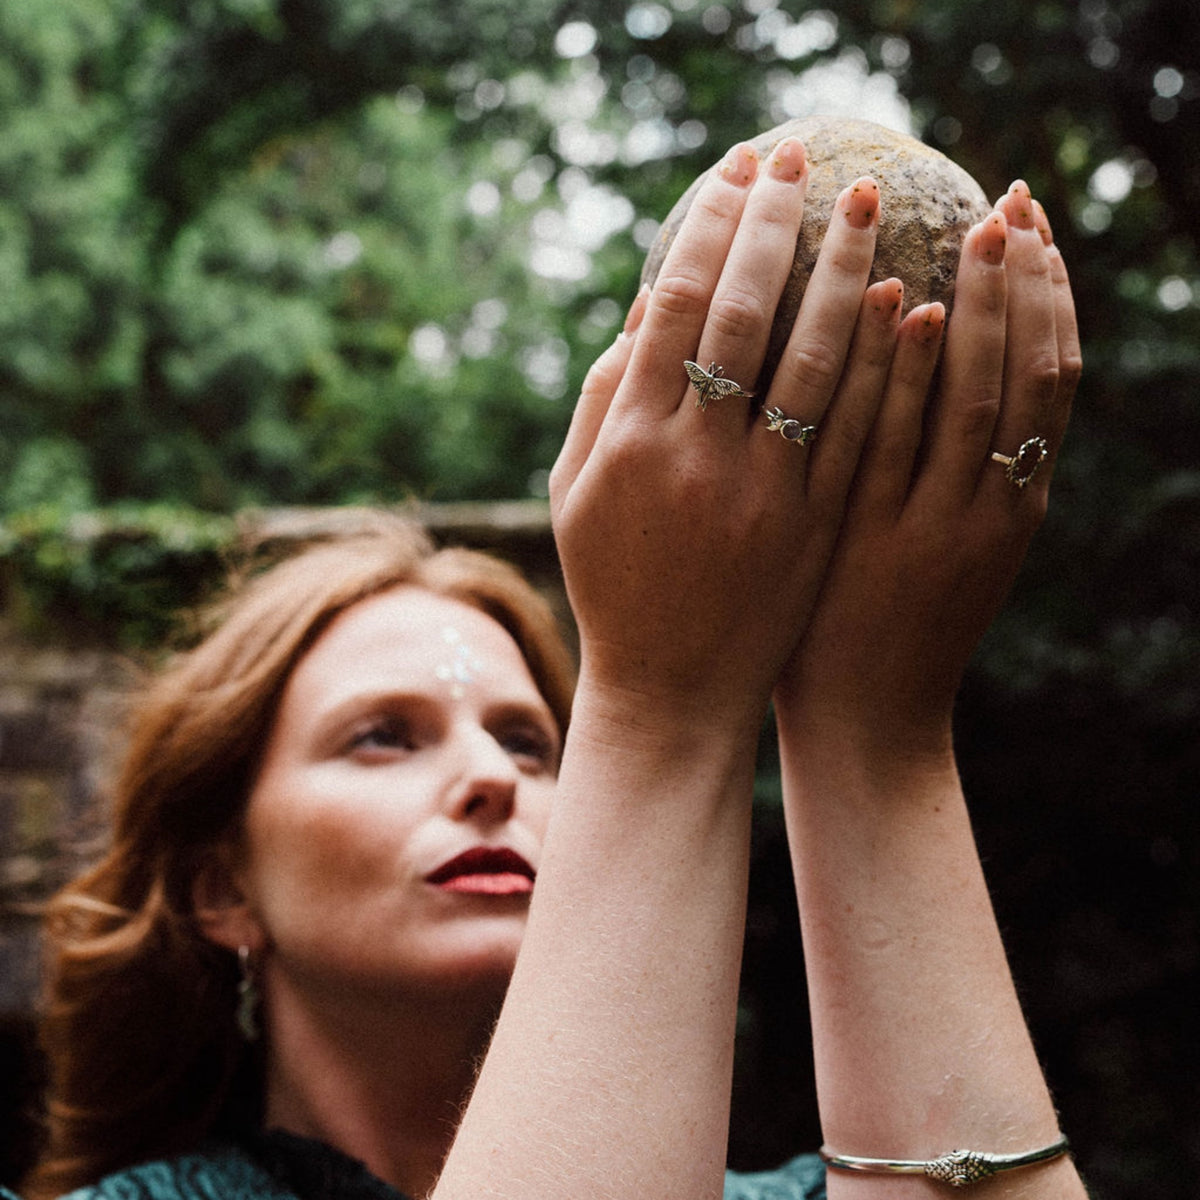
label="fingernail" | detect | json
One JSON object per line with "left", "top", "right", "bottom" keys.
{"left": 869, "top": 278, "right": 904, "bottom": 316}
{"left": 842, "top": 176, "right": 880, "bottom": 229}
{"left": 914, "top": 302, "right": 946, "bottom": 344}
{"left": 975, "top": 212, "right": 1008, "bottom": 264}
{"left": 1032, "top": 199, "right": 1054, "bottom": 246}
{"left": 717, "top": 143, "right": 759, "bottom": 187}
{"left": 767, "top": 136, "right": 807, "bottom": 182}
{"left": 622, "top": 285, "right": 650, "bottom": 336}
{"left": 1002, "top": 180, "right": 1037, "bottom": 230}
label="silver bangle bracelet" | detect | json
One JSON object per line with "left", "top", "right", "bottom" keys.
{"left": 820, "top": 1134, "right": 1070, "bottom": 1188}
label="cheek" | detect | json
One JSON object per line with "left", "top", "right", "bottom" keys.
{"left": 525, "top": 777, "right": 557, "bottom": 841}
{"left": 241, "top": 772, "right": 419, "bottom": 923}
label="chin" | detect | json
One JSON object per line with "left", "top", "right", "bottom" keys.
{"left": 450, "top": 938, "right": 523, "bottom": 983}
{"left": 398, "top": 929, "right": 525, "bottom": 996}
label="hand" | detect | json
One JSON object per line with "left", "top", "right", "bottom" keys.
{"left": 774, "top": 182, "right": 1082, "bottom": 756}
{"left": 550, "top": 139, "right": 907, "bottom": 733}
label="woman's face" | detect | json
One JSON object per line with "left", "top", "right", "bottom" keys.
{"left": 237, "top": 586, "right": 561, "bottom": 1000}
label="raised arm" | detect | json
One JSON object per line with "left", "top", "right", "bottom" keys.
{"left": 434, "top": 139, "right": 901, "bottom": 1200}
{"left": 773, "top": 184, "right": 1088, "bottom": 1199}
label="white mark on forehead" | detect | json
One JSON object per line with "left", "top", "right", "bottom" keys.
{"left": 435, "top": 627, "right": 485, "bottom": 699}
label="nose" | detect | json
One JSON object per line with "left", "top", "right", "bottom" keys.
{"left": 448, "top": 725, "right": 519, "bottom": 824}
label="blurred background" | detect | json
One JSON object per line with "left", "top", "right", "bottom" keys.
{"left": 1, "top": 1, "right": 1196, "bottom": 1197}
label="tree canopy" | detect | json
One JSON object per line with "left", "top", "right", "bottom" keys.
{"left": 3, "top": 0, "right": 1197, "bottom": 703}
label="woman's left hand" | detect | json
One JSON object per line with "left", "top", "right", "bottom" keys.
{"left": 550, "top": 142, "right": 910, "bottom": 739}
{"left": 774, "top": 182, "right": 1082, "bottom": 757}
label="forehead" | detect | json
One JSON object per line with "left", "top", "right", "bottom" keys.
{"left": 285, "top": 586, "right": 543, "bottom": 710}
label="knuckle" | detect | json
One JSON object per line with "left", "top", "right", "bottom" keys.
{"left": 694, "top": 184, "right": 739, "bottom": 226}
{"left": 604, "top": 420, "right": 653, "bottom": 468}
{"left": 785, "top": 337, "right": 845, "bottom": 395}
{"left": 581, "top": 355, "right": 617, "bottom": 397}
{"left": 707, "top": 287, "right": 772, "bottom": 343}
{"left": 968, "top": 272, "right": 1008, "bottom": 317}
{"left": 1017, "top": 353, "right": 1062, "bottom": 419}
{"left": 1029, "top": 357, "right": 1061, "bottom": 404}
{"left": 826, "top": 246, "right": 863, "bottom": 283}
{"left": 822, "top": 238, "right": 873, "bottom": 281}
{"left": 1028, "top": 350, "right": 1060, "bottom": 385}
{"left": 1059, "top": 349, "right": 1084, "bottom": 396}
{"left": 956, "top": 384, "right": 1003, "bottom": 435}
{"left": 750, "top": 197, "right": 800, "bottom": 238}
{"left": 652, "top": 268, "right": 713, "bottom": 321}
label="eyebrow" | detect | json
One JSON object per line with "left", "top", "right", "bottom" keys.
{"left": 305, "top": 689, "right": 436, "bottom": 749}
{"left": 307, "top": 688, "right": 559, "bottom": 753}
{"left": 485, "top": 699, "right": 562, "bottom": 748}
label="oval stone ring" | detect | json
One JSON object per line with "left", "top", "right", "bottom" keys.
{"left": 990, "top": 436, "right": 1048, "bottom": 489}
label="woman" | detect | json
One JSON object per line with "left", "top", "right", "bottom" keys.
{"left": 24, "top": 518, "right": 576, "bottom": 1200}
{"left": 18, "top": 136, "right": 1085, "bottom": 1200}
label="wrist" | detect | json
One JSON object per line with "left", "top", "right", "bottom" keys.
{"left": 575, "top": 662, "right": 768, "bottom": 754}
{"left": 773, "top": 689, "right": 957, "bottom": 788}
{"left": 564, "top": 670, "right": 764, "bottom": 802}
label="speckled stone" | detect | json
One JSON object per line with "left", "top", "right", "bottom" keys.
{"left": 639, "top": 116, "right": 993, "bottom": 391}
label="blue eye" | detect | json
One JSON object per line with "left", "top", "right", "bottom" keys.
{"left": 348, "top": 719, "right": 415, "bottom": 755}
{"left": 499, "top": 727, "right": 556, "bottom": 770}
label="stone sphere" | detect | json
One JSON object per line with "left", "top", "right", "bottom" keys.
{"left": 639, "top": 116, "right": 992, "bottom": 391}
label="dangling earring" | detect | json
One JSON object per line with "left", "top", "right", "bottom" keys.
{"left": 236, "top": 944, "right": 261, "bottom": 1042}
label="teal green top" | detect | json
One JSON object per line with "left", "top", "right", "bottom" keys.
{"left": 4, "top": 1130, "right": 826, "bottom": 1200}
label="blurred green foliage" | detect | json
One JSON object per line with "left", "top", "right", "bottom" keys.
{"left": 2, "top": 0, "right": 1197, "bottom": 711}
{"left": 0, "top": 503, "right": 233, "bottom": 645}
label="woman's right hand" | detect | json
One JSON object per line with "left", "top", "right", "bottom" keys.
{"left": 550, "top": 140, "right": 932, "bottom": 737}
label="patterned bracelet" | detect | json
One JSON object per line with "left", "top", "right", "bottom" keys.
{"left": 820, "top": 1134, "right": 1071, "bottom": 1188}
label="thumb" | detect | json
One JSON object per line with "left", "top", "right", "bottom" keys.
{"left": 549, "top": 288, "right": 647, "bottom": 511}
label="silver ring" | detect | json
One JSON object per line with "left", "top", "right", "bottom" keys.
{"left": 764, "top": 406, "right": 817, "bottom": 445}
{"left": 990, "top": 437, "right": 1048, "bottom": 488}
{"left": 683, "top": 360, "right": 754, "bottom": 410}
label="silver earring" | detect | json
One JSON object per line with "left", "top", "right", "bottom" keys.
{"left": 236, "top": 944, "right": 261, "bottom": 1042}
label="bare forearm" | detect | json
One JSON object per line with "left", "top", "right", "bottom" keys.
{"left": 434, "top": 682, "right": 760, "bottom": 1200}
{"left": 777, "top": 711, "right": 1087, "bottom": 1200}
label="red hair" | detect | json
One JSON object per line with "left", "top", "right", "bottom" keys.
{"left": 26, "top": 513, "right": 574, "bottom": 1198}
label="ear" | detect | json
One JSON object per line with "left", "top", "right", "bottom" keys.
{"left": 192, "top": 843, "right": 266, "bottom": 954}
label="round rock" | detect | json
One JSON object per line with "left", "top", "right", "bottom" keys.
{"left": 639, "top": 116, "right": 993, "bottom": 391}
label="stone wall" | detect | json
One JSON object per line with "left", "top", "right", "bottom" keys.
{"left": 0, "top": 631, "right": 131, "bottom": 1014}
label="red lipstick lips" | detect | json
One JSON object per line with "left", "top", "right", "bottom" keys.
{"left": 427, "top": 847, "right": 535, "bottom": 896}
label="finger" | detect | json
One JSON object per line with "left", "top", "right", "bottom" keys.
{"left": 766, "top": 176, "right": 882, "bottom": 436}
{"left": 617, "top": 143, "right": 759, "bottom": 420}
{"left": 920, "top": 211, "right": 1008, "bottom": 505}
{"left": 689, "top": 136, "right": 809, "bottom": 431}
{"left": 1040, "top": 233, "right": 1082, "bottom": 477}
{"left": 802, "top": 277, "right": 904, "bottom": 501}
{"left": 982, "top": 182, "right": 1059, "bottom": 501}
{"left": 549, "top": 294, "right": 645, "bottom": 509}
{"left": 854, "top": 301, "right": 947, "bottom": 517}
